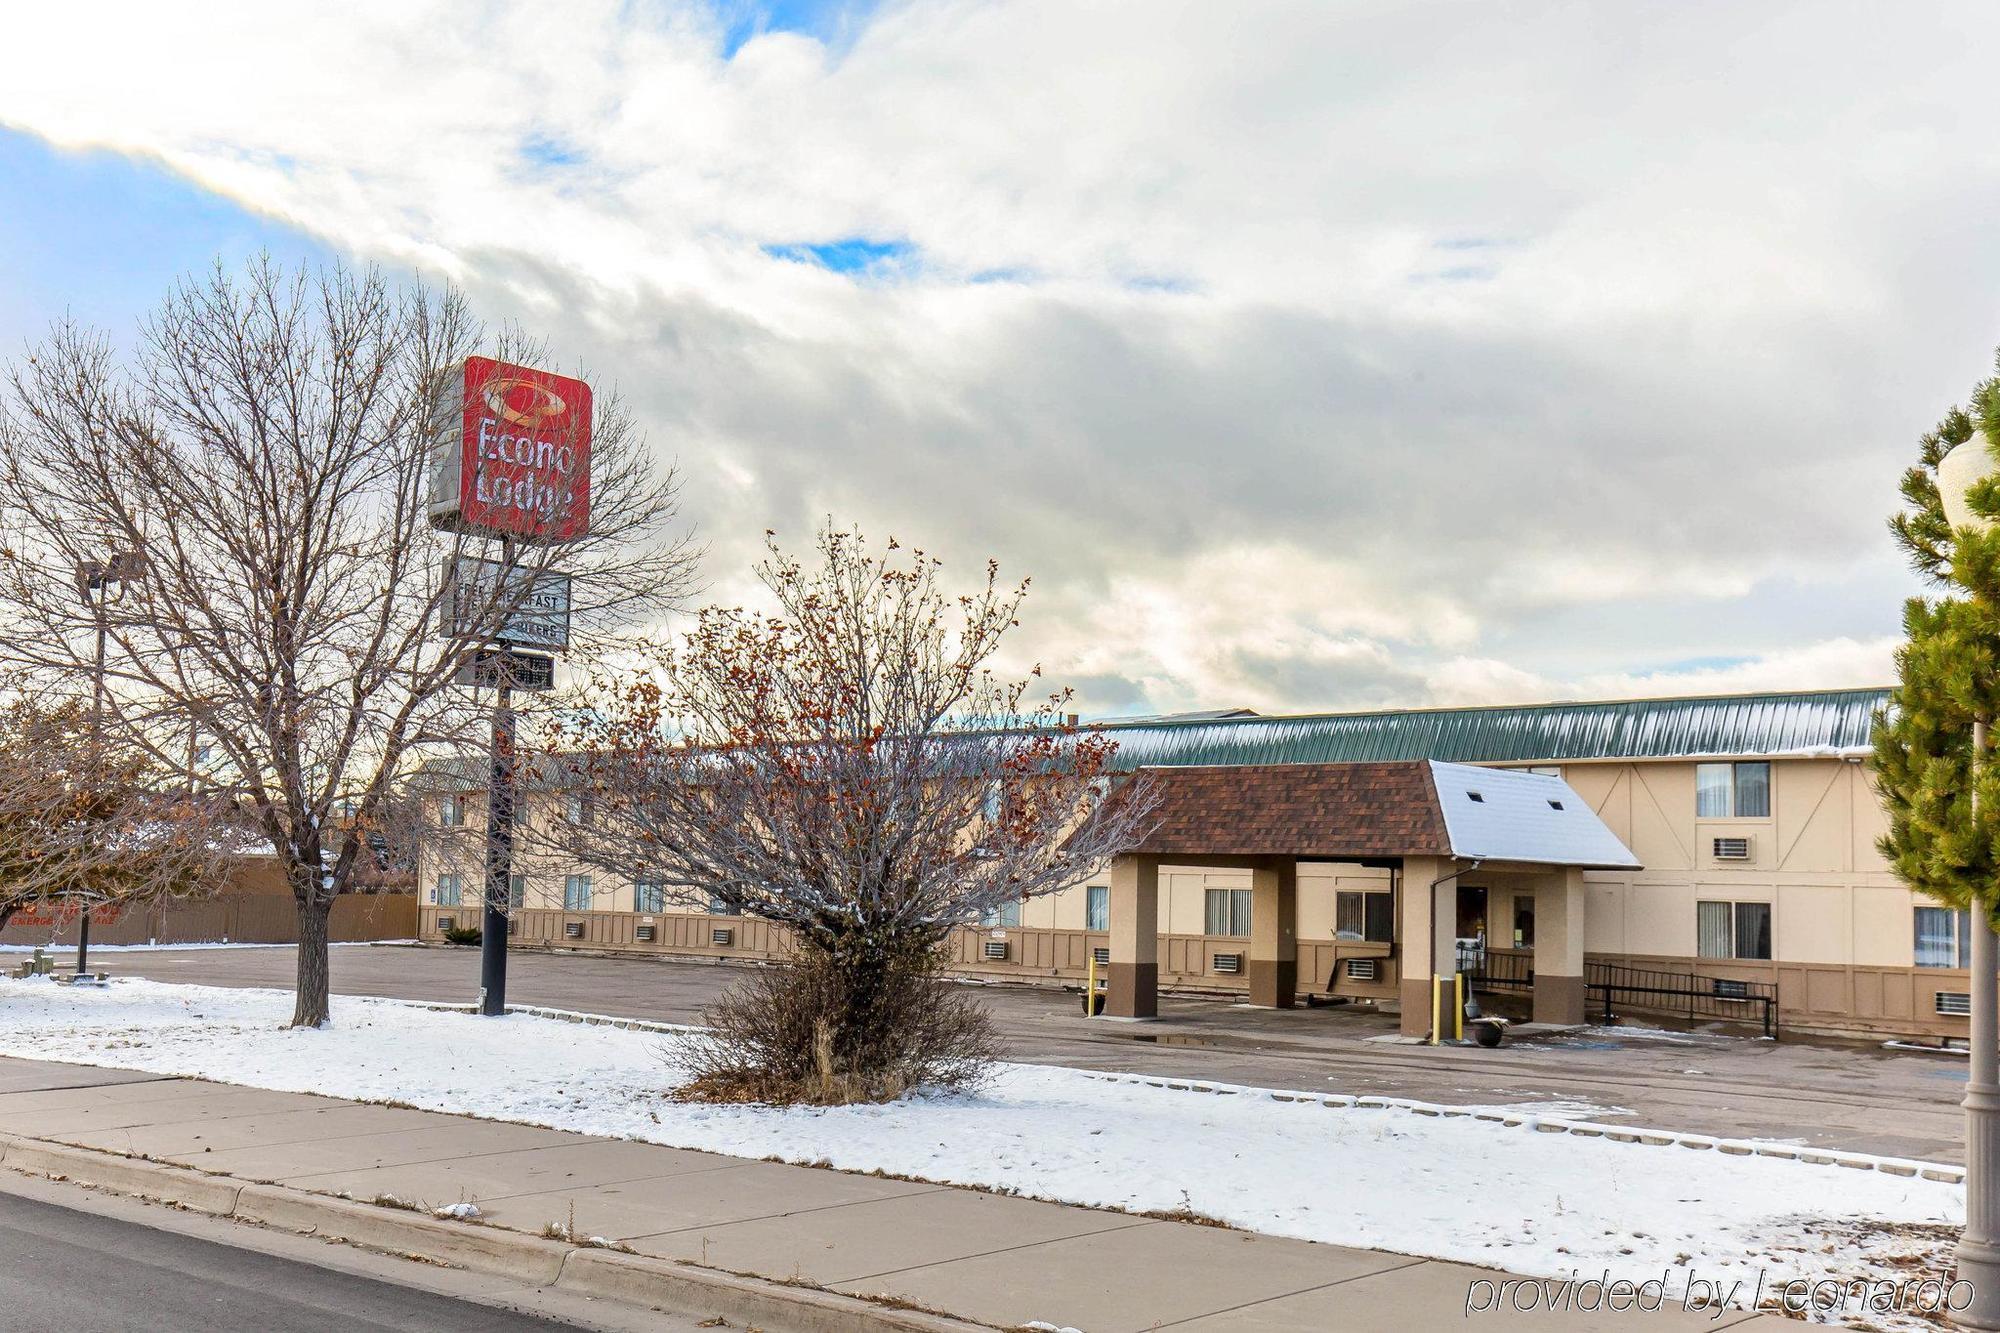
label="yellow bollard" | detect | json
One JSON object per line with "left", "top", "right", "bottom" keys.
{"left": 1454, "top": 972, "right": 1464, "bottom": 1042}
{"left": 1429, "top": 974, "right": 1441, "bottom": 1046}
{"left": 1085, "top": 947, "right": 1097, "bottom": 1016}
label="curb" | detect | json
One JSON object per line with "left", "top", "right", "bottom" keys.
{"left": 1074, "top": 1071, "right": 1967, "bottom": 1185}
{"left": 0, "top": 1134, "right": 983, "bottom": 1333}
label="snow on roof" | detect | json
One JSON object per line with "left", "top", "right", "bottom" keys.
{"left": 1428, "top": 761, "right": 1641, "bottom": 870}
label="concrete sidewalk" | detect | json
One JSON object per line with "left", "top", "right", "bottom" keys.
{"left": 0, "top": 1056, "right": 1781, "bottom": 1331}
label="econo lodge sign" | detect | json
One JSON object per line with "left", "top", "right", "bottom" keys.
{"left": 429, "top": 355, "right": 591, "bottom": 543}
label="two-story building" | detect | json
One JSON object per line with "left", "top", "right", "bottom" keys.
{"left": 417, "top": 686, "right": 1982, "bottom": 1042}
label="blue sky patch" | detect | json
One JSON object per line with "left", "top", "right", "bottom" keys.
{"left": 720, "top": 0, "right": 881, "bottom": 57}
{"left": 765, "top": 236, "right": 914, "bottom": 274}
{"left": 520, "top": 132, "right": 586, "bottom": 168}
{"left": 0, "top": 128, "right": 328, "bottom": 352}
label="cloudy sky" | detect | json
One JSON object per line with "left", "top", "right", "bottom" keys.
{"left": 2, "top": 0, "right": 1993, "bottom": 718}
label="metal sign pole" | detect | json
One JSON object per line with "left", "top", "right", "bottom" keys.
{"left": 478, "top": 539, "right": 517, "bottom": 1017}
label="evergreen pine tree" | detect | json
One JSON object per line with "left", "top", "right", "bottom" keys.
{"left": 1874, "top": 355, "right": 2000, "bottom": 918}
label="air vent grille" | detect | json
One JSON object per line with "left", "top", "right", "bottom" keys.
{"left": 1939, "top": 991, "right": 1972, "bottom": 1017}
{"left": 1712, "top": 836, "right": 1751, "bottom": 860}
{"left": 711, "top": 927, "right": 734, "bottom": 947}
{"left": 436, "top": 916, "right": 455, "bottom": 932}
{"left": 1345, "top": 957, "right": 1378, "bottom": 981}
{"left": 1092, "top": 947, "right": 1110, "bottom": 967}
{"left": 1213, "top": 952, "right": 1242, "bottom": 975}
{"left": 635, "top": 925, "right": 656, "bottom": 943}
{"left": 563, "top": 921, "right": 584, "bottom": 939}
{"left": 983, "top": 939, "right": 1009, "bottom": 961}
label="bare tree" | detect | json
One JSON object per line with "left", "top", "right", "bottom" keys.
{"left": 0, "top": 257, "right": 694, "bottom": 1025}
{"left": 555, "top": 526, "right": 1153, "bottom": 1100}
{"left": 0, "top": 697, "right": 224, "bottom": 939}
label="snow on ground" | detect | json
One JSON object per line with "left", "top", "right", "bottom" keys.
{"left": 0, "top": 977, "right": 1963, "bottom": 1321}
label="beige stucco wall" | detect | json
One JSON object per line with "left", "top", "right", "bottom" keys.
{"left": 422, "top": 755, "right": 1931, "bottom": 972}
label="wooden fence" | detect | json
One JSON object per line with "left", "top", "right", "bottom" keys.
{"left": 0, "top": 893, "right": 417, "bottom": 948}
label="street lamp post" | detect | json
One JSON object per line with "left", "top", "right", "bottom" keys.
{"left": 1938, "top": 436, "right": 2000, "bottom": 1328}
{"left": 73, "top": 548, "right": 145, "bottom": 977}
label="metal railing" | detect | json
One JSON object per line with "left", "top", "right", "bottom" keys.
{"left": 1457, "top": 948, "right": 1778, "bottom": 1038}
{"left": 1585, "top": 961, "right": 1777, "bottom": 1038}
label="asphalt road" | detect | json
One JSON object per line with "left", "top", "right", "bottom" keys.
{"left": 60, "top": 940, "right": 1976, "bottom": 1163}
{"left": 0, "top": 1188, "right": 576, "bottom": 1332}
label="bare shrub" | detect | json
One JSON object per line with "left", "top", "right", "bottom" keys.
{"left": 671, "top": 946, "right": 1000, "bottom": 1105}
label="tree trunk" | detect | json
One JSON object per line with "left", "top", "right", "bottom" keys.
{"left": 291, "top": 892, "right": 332, "bottom": 1028}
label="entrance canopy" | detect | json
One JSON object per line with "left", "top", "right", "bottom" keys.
{"left": 1120, "top": 760, "right": 1638, "bottom": 870}
{"left": 1099, "top": 760, "right": 1639, "bottom": 1030}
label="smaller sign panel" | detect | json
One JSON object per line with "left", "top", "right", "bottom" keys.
{"left": 429, "top": 356, "right": 592, "bottom": 543}
{"left": 456, "top": 648, "right": 556, "bottom": 693}
{"left": 448, "top": 557, "right": 572, "bottom": 652}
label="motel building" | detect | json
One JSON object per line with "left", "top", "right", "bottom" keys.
{"left": 417, "top": 686, "right": 1985, "bottom": 1044}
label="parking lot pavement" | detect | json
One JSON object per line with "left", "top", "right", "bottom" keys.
{"left": 54, "top": 941, "right": 1970, "bottom": 1163}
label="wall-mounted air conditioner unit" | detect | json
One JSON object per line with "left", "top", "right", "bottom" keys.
{"left": 635, "top": 925, "right": 657, "bottom": 942}
{"left": 1092, "top": 947, "right": 1110, "bottom": 967}
{"left": 563, "top": 921, "right": 584, "bottom": 939}
{"left": 506, "top": 918, "right": 519, "bottom": 937}
{"left": 1213, "top": 953, "right": 1242, "bottom": 975}
{"left": 1345, "top": 958, "right": 1378, "bottom": 982}
{"left": 983, "top": 939, "right": 1010, "bottom": 961}
{"left": 1939, "top": 991, "right": 1973, "bottom": 1017}
{"left": 437, "top": 916, "right": 455, "bottom": 932}
{"left": 711, "top": 927, "right": 734, "bottom": 947}
{"left": 1712, "top": 978, "right": 1749, "bottom": 1000}
{"left": 1712, "top": 836, "right": 1752, "bottom": 860}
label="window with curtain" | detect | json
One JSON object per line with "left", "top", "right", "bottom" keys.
{"left": 634, "top": 877, "right": 665, "bottom": 914}
{"left": 1696, "top": 762, "right": 1771, "bottom": 818}
{"left": 564, "top": 874, "right": 592, "bottom": 912}
{"left": 507, "top": 874, "right": 525, "bottom": 910}
{"left": 1335, "top": 890, "right": 1392, "bottom": 942}
{"left": 1698, "top": 900, "right": 1771, "bottom": 959}
{"left": 1085, "top": 885, "right": 1109, "bottom": 932}
{"left": 1205, "top": 888, "right": 1252, "bottom": 937}
{"left": 439, "top": 795, "right": 463, "bottom": 828}
{"left": 980, "top": 900, "right": 1022, "bottom": 928}
{"left": 434, "top": 873, "right": 462, "bottom": 907}
{"left": 564, "top": 792, "right": 593, "bottom": 826}
{"left": 1915, "top": 906, "right": 1973, "bottom": 968}
{"left": 707, "top": 894, "right": 732, "bottom": 916}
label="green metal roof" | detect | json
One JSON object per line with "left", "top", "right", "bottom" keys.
{"left": 1089, "top": 688, "right": 1891, "bottom": 770}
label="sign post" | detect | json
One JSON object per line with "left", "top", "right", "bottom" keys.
{"left": 433, "top": 356, "right": 592, "bottom": 1019}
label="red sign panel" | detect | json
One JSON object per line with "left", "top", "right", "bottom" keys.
{"left": 431, "top": 356, "right": 591, "bottom": 543}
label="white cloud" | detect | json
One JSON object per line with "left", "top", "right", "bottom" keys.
{"left": 2, "top": 1, "right": 1985, "bottom": 715}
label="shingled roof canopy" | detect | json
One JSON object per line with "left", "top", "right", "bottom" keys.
{"left": 1122, "top": 760, "right": 1640, "bottom": 869}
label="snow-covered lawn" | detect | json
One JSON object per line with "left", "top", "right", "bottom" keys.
{"left": 0, "top": 977, "right": 1963, "bottom": 1322}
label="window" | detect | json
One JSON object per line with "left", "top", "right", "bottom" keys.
{"left": 635, "top": 877, "right": 665, "bottom": 914}
{"left": 980, "top": 899, "right": 1022, "bottom": 928}
{"left": 1916, "top": 906, "right": 1975, "bottom": 969}
{"left": 1335, "top": 890, "right": 1392, "bottom": 943}
{"left": 564, "top": 874, "right": 593, "bottom": 912}
{"left": 1697, "top": 900, "right": 1771, "bottom": 960}
{"left": 1513, "top": 899, "right": 1536, "bottom": 949}
{"left": 1205, "top": 888, "right": 1252, "bottom": 938}
{"left": 434, "top": 873, "right": 462, "bottom": 907}
{"left": 1696, "top": 762, "right": 1770, "bottom": 819}
{"left": 707, "top": 894, "right": 732, "bottom": 916}
{"left": 564, "top": 792, "right": 593, "bottom": 826}
{"left": 1085, "top": 885, "right": 1109, "bottom": 932}
{"left": 439, "top": 795, "right": 463, "bottom": 828}
{"left": 507, "top": 874, "right": 526, "bottom": 910}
